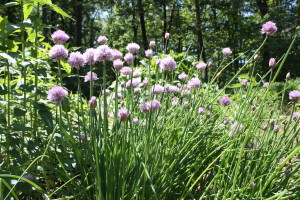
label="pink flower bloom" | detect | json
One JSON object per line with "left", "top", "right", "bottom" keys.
{"left": 196, "top": 62, "right": 207, "bottom": 71}
{"left": 229, "top": 121, "right": 243, "bottom": 136}
{"left": 151, "top": 99, "right": 161, "bottom": 110}
{"left": 156, "top": 59, "right": 161, "bottom": 66}
{"left": 84, "top": 48, "right": 96, "bottom": 64}
{"left": 151, "top": 84, "right": 164, "bottom": 94}
{"left": 178, "top": 72, "right": 188, "bottom": 80}
{"left": 269, "top": 58, "right": 276, "bottom": 68}
{"left": 292, "top": 112, "right": 300, "bottom": 120}
{"left": 120, "top": 67, "right": 132, "bottom": 75}
{"left": 220, "top": 96, "right": 231, "bottom": 106}
{"left": 140, "top": 103, "right": 151, "bottom": 113}
{"left": 51, "top": 30, "right": 69, "bottom": 44}
{"left": 261, "top": 21, "right": 278, "bottom": 35}
{"left": 145, "top": 49, "right": 153, "bottom": 58}
{"left": 132, "top": 118, "right": 139, "bottom": 124}
{"left": 89, "top": 96, "right": 97, "bottom": 108}
{"left": 263, "top": 82, "right": 269, "bottom": 89}
{"left": 159, "top": 56, "right": 176, "bottom": 71}
{"left": 133, "top": 69, "right": 141, "bottom": 77}
{"left": 49, "top": 45, "right": 68, "bottom": 60}
{"left": 84, "top": 71, "right": 98, "bottom": 82}
{"left": 118, "top": 108, "right": 129, "bottom": 122}
{"left": 126, "top": 43, "right": 140, "bottom": 54}
{"left": 165, "top": 32, "right": 170, "bottom": 40}
{"left": 97, "top": 36, "right": 108, "bottom": 44}
{"left": 188, "top": 77, "right": 201, "bottom": 89}
{"left": 134, "top": 87, "right": 141, "bottom": 94}
{"left": 166, "top": 85, "right": 180, "bottom": 94}
{"left": 142, "top": 79, "right": 149, "bottom": 86}
{"left": 289, "top": 90, "right": 300, "bottom": 102}
{"left": 149, "top": 41, "right": 155, "bottom": 48}
{"left": 111, "top": 49, "right": 123, "bottom": 60}
{"left": 94, "top": 45, "right": 113, "bottom": 61}
{"left": 124, "top": 53, "right": 133, "bottom": 64}
{"left": 113, "top": 59, "right": 124, "bottom": 71}
{"left": 270, "top": 119, "right": 275, "bottom": 126}
{"left": 68, "top": 51, "right": 85, "bottom": 70}
{"left": 222, "top": 47, "right": 232, "bottom": 56}
{"left": 242, "top": 79, "right": 248, "bottom": 87}
{"left": 274, "top": 125, "right": 280, "bottom": 133}
{"left": 126, "top": 78, "right": 140, "bottom": 88}
{"left": 171, "top": 97, "right": 179, "bottom": 105}
{"left": 198, "top": 107, "right": 206, "bottom": 115}
{"left": 47, "top": 86, "right": 68, "bottom": 106}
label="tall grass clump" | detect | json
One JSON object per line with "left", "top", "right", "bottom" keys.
{"left": 0, "top": 3, "right": 299, "bottom": 199}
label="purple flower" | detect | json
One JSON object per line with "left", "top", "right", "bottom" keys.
{"left": 181, "top": 85, "right": 191, "bottom": 96}
{"left": 97, "top": 36, "right": 108, "bottom": 44}
{"left": 159, "top": 56, "right": 176, "bottom": 71}
{"left": 220, "top": 96, "right": 231, "bottom": 106}
{"left": 263, "top": 125, "right": 268, "bottom": 130}
{"left": 124, "top": 53, "right": 133, "bottom": 64}
{"left": 120, "top": 67, "right": 132, "bottom": 75}
{"left": 84, "top": 48, "right": 96, "bottom": 64}
{"left": 166, "top": 85, "right": 180, "bottom": 94}
{"left": 126, "top": 43, "right": 140, "bottom": 54}
{"left": 242, "top": 79, "right": 248, "bottom": 87}
{"left": 113, "top": 59, "right": 124, "bottom": 71}
{"left": 94, "top": 45, "right": 113, "bottom": 61}
{"left": 151, "top": 99, "right": 161, "bottom": 110}
{"left": 134, "top": 87, "right": 141, "bottom": 94}
{"left": 47, "top": 86, "right": 68, "bottom": 106}
{"left": 112, "top": 93, "right": 122, "bottom": 100}
{"left": 263, "top": 82, "right": 269, "bottom": 89}
{"left": 178, "top": 72, "right": 188, "bottom": 80}
{"left": 269, "top": 58, "right": 276, "bottom": 68}
{"left": 84, "top": 71, "right": 98, "bottom": 82}
{"left": 222, "top": 48, "right": 232, "bottom": 56}
{"left": 89, "top": 96, "right": 97, "bottom": 108}
{"left": 145, "top": 49, "right": 153, "bottom": 58}
{"left": 165, "top": 32, "right": 170, "bottom": 40}
{"left": 261, "top": 21, "right": 278, "bottom": 35}
{"left": 149, "top": 41, "right": 155, "bottom": 48}
{"left": 111, "top": 49, "right": 123, "bottom": 60}
{"left": 156, "top": 59, "right": 161, "bottom": 66}
{"left": 118, "top": 108, "right": 129, "bottom": 122}
{"left": 51, "top": 30, "right": 69, "bottom": 44}
{"left": 171, "top": 97, "right": 179, "bottom": 105}
{"left": 151, "top": 84, "right": 164, "bottom": 94}
{"left": 140, "top": 103, "right": 151, "bottom": 113}
{"left": 188, "top": 77, "right": 201, "bottom": 89}
{"left": 126, "top": 78, "right": 140, "bottom": 88}
{"left": 196, "top": 62, "right": 207, "bottom": 71}
{"left": 289, "top": 90, "right": 300, "bottom": 102}
{"left": 229, "top": 121, "right": 243, "bottom": 136}
{"left": 270, "top": 119, "right": 275, "bottom": 126}
{"left": 198, "top": 107, "right": 206, "bottom": 115}
{"left": 133, "top": 69, "right": 141, "bottom": 77}
{"left": 142, "top": 79, "right": 148, "bottom": 86}
{"left": 292, "top": 112, "right": 300, "bottom": 120}
{"left": 49, "top": 45, "right": 68, "bottom": 60}
{"left": 68, "top": 51, "right": 85, "bottom": 70}
{"left": 132, "top": 118, "right": 139, "bottom": 124}
{"left": 274, "top": 125, "right": 280, "bottom": 133}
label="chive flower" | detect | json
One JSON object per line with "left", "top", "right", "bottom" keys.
{"left": 124, "top": 53, "right": 133, "bottom": 64}
{"left": 51, "top": 30, "right": 69, "bottom": 44}
{"left": 220, "top": 96, "right": 231, "bottom": 106}
{"left": 47, "top": 86, "right": 68, "bottom": 106}
{"left": 89, "top": 96, "right": 97, "bottom": 109}
{"left": 289, "top": 90, "right": 300, "bottom": 102}
{"left": 97, "top": 36, "right": 108, "bottom": 44}
{"left": 261, "top": 21, "right": 278, "bottom": 35}
{"left": 49, "top": 45, "right": 68, "bottom": 60}
{"left": 126, "top": 43, "right": 140, "bottom": 54}
{"left": 222, "top": 48, "right": 232, "bottom": 56}
{"left": 196, "top": 62, "right": 207, "bottom": 71}
{"left": 84, "top": 71, "right": 98, "bottom": 82}
{"left": 68, "top": 51, "right": 85, "bottom": 70}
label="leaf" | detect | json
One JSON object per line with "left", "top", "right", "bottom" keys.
{"left": 60, "top": 60, "right": 72, "bottom": 74}
{"left": 14, "top": 108, "right": 27, "bottom": 117}
{"left": 0, "top": 2, "right": 19, "bottom": 9}
{"left": 23, "top": 1, "right": 35, "bottom": 20}
{"left": 0, "top": 52, "right": 16, "bottom": 65}
{"left": 35, "top": 0, "right": 72, "bottom": 18}
{"left": 34, "top": 103, "right": 51, "bottom": 111}
{"left": 38, "top": 109, "right": 53, "bottom": 129}
{"left": 11, "top": 123, "right": 33, "bottom": 131}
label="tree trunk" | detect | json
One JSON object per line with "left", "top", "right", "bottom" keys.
{"left": 194, "top": 0, "right": 207, "bottom": 82}
{"left": 137, "top": 0, "right": 148, "bottom": 49}
{"left": 42, "top": 5, "right": 48, "bottom": 43}
{"left": 74, "top": 0, "right": 83, "bottom": 47}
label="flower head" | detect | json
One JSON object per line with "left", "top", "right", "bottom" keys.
{"left": 151, "top": 99, "right": 161, "bottom": 110}
{"left": 196, "top": 62, "right": 207, "bottom": 71}
{"left": 84, "top": 48, "right": 96, "bottom": 64}
{"left": 132, "top": 118, "right": 139, "bottom": 124}
{"left": 51, "top": 30, "right": 69, "bottom": 44}
{"left": 222, "top": 48, "right": 232, "bottom": 56}
{"left": 89, "top": 96, "right": 97, "bottom": 108}
{"left": 94, "top": 45, "right": 113, "bottom": 61}
{"left": 165, "top": 32, "right": 170, "bottom": 40}
{"left": 145, "top": 49, "right": 153, "bottom": 58}
{"left": 198, "top": 107, "right": 206, "bottom": 115}
{"left": 289, "top": 90, "right": 300, "bottom": 102}
{"left": 126, "top": 78, "right": 140, "bottom": 88}
{"left": 134, "top": 87, "right": 141, "bottom": 94}
{"left": 124, "top": 53, "right": 133, "bottom": 64}
{"left": 159, "top": 56, "right": 176, "bottom": 71}
{"left": 126, "top": 43, "right": 140, "bottom": 54}
{"left": 49, "top": 45, "right": 68, "bottom": 60}
{"left": 111, "top": 49, "right": 123, "bottom": 60}
{"left": 166, "top": 85, "right": 180, "bottom": 94}
{"left": 120, "top": 67, "right": 132, "bottom": 75}
{"left": 188, "top": 77, "right": 201, "bottom": 89}
{"left": 220, "top": 96, "right": 231, "bottom": 106}
{"left": 118, "top": 108, "right": 129, "bottom": 122}
{"left": 269, "top": 58, "right": 276, "bottom": 68}
{"left": 263, "top": 82, "right": 269, "bottom": 89}
{"left": 68, "top": 51, "right": 85, "bottom": 70}
{"left": 261, "top": 21, "right": 278, "bottom": 35}
{"left": 172, "top": 97, "right": 179, "bottom": 105}
{"left": 97, "top": 36, "right": 108, "bottom": 44}
{"left": 140, "top": 103, "right": 151, "bottom": 113}
{"left": 47, "top": 86, "right": 68, "bottom": 106}
{"left": 274, "top": 125, "right": 280, "bottom": 133}
{"left": 242, "top": 79, "right": 248, "bottom": 87}
{"left": 149, "top": 41, "right": 155, "bottom": 48}
{"left": 113, "top": 59, "right": 124, "bottom": 71}
{"left": 84, "top": 71, "right": 98, "bottom": 82}
{"left": 151, "top": 84, "right": 164, "bottom": 94}
{"left": 254, "top": 54, "right": 259, "bottom": 61}
{"left": 133, "top": 69, "right": 141, "bottom": 77}
{"left": 292, "top": 112, "right": 300, "bottom": 120}
{"left": 178, "top": 72, "right": 188, "bottom": 80}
